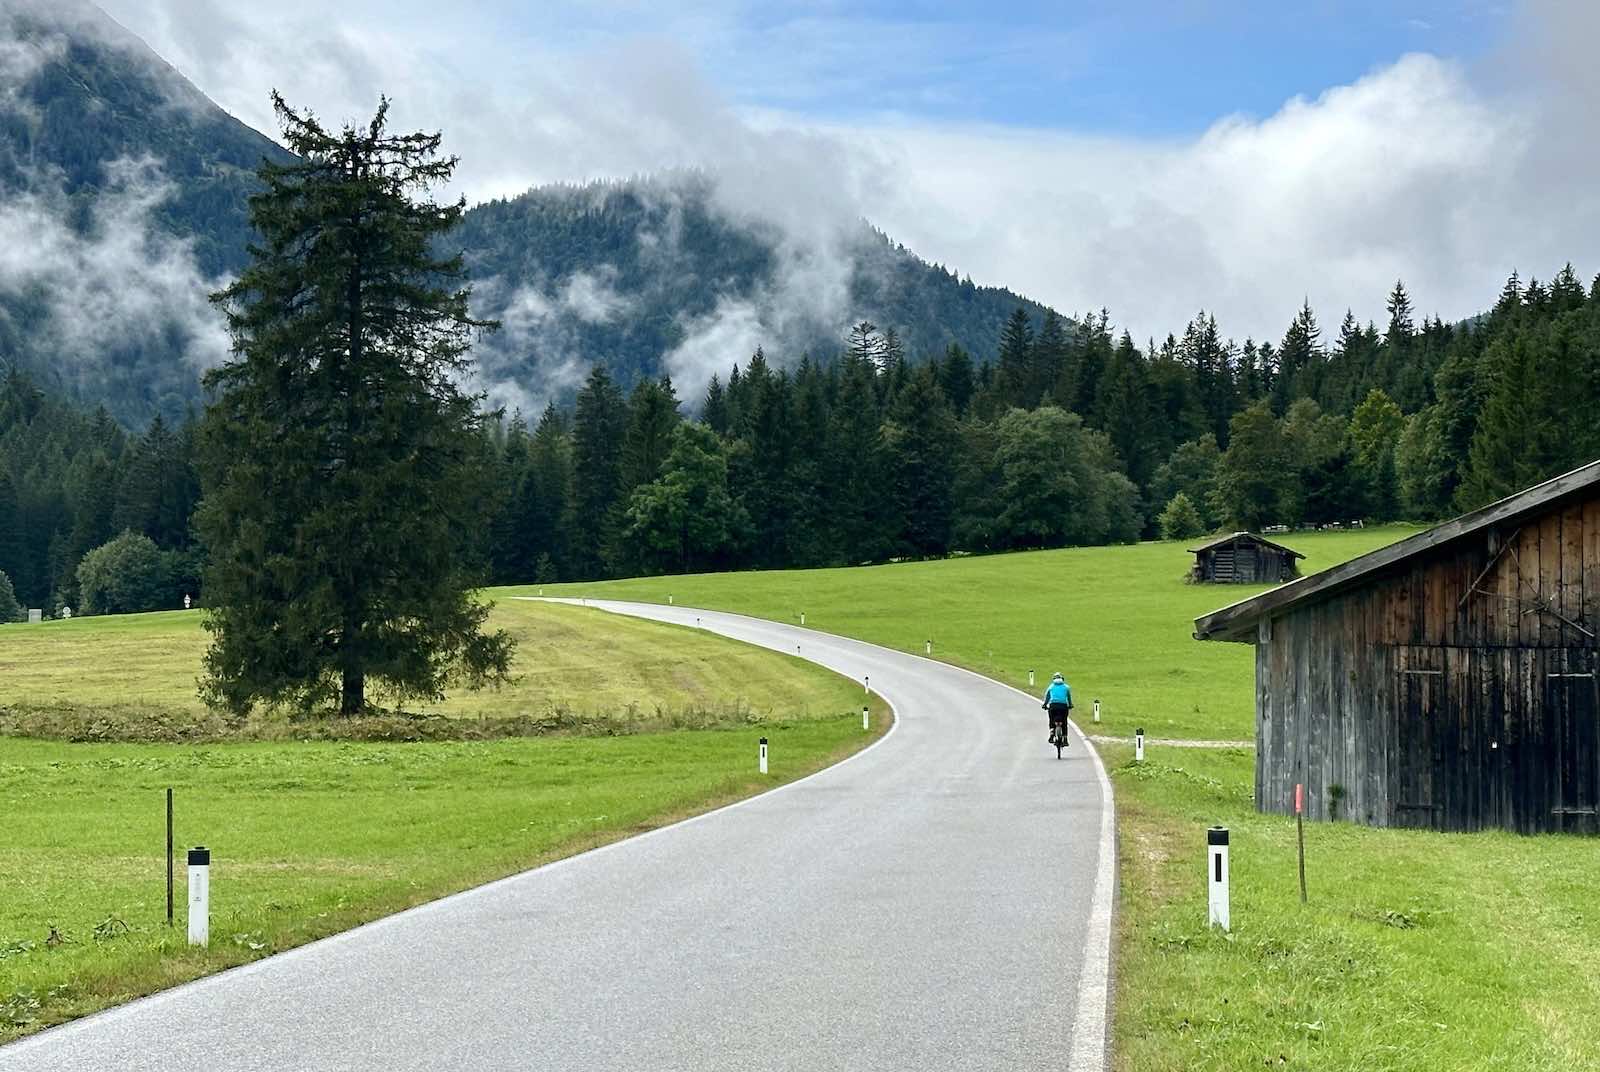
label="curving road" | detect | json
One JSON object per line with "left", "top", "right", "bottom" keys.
{"left": 1, "top": 600, "right": 1114, "bottom": 1072}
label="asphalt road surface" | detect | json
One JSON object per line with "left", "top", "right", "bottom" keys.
{"left": 2, "top": 600, "right": 1114, "bottom": 1072}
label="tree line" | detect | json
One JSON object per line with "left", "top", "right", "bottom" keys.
{"left": 5, "top": 264, "right": 1600, "bottom": 609}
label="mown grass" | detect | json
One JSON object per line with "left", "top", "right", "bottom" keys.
{"left": 0, "top": 602, "right": 887, "bottom": 1042}
{"left": 534, "top": 527, "right": 1600, "bottom": 1070}
{"left": 0, "top": 598, "right": 865, "bottom": 734}
{"left": 521, "top": 528, "right": 1413, "bottom": 741}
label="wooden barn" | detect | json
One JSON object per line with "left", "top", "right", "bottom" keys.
{"left": 1194, "top": 460, "right": 1600, "bottom": 834}
{"left": 1189, "top": 532, "right": 1304, "bottom": 584}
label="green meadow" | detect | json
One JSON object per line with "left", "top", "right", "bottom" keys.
{"left": 0, "top": 602, "right": 885, "bottom": 1041}
{"left": 538, "top": 527, "right": 1600, "bottom": 1071}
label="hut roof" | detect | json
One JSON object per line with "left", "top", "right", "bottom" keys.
{"left": 1193, "top": 457, "right": 1600, "bottom": 643}
{"left": 1187, "top": 531, "right": 1305, "bottom": 558}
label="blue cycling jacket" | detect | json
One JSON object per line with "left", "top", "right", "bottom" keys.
{"left": 1043, "top": 681, "right": 1072, "bottom": 706}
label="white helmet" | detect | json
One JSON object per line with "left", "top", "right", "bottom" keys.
{"left": 1052, "top": 672, "right": 1064, "bottom": 683}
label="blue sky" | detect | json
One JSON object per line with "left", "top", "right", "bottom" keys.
{"left": 480, "top": 0, "right": 1511, "bottom": 133}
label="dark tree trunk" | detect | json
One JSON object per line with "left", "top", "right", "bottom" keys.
{"left": 341, "top": 665, "right": 365, "bottom": 715}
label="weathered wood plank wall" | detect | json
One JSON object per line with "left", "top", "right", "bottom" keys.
{"left": 1256, "top": 490, "right": 1600, "bottom": 833}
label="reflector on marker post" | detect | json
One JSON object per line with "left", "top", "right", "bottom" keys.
{"left": 1135, "top": 727, "right": 1145, "bottom": 763}
{"left": 187, "top": 846, "right": 210, "bottom": 947}
{"left": 1093, "top": 699, "right": 1101, "bottom": 723}
{"left": 1207, "top": 827, "right": 1230, "bottom": 931}
{"left": 758, "top": 737, "right": 768, "bottom": 775}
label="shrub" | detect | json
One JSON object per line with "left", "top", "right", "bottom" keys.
{"left": 76, "top": 532, "right": 173, "bottom": 615}
{"left": 0, "top": 569, "right": 19, "bottom": 623}
{"left": 1158, "top": 492, "right": 1207, "bottom": 541}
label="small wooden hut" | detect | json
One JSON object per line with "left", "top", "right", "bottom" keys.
{"left": 1189, "top": 532, "right": 1304, "bottom": 584}
{"left": 1194, "top": 460, "right": 1600, "bottom": 834}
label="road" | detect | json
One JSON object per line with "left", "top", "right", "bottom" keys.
{"left": 1, "top": 600, "right": 1114, "bottom": 1072}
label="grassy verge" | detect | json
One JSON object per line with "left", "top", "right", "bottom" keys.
{"left": 1108, "top": 744, "right": 1600, "bottom": 1070}
{"left": 0, "top": 717, "right": 887, "bottom": 1042}
{"left": 532, "top": 529, "right": 1600, "bottom": 1070}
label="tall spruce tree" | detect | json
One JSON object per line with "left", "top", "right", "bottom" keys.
{"left": 571, "top": 364, "right": 627, "bottom": 577}
{"left": 197, "top": 95, "right": 512, "bottom": 715}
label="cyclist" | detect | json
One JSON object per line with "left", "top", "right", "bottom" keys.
{"left": 1041, "top": 672, "right": 1072, "bottom": 747}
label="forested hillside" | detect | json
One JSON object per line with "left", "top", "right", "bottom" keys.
{"left": 8, "top": 262, "right": 1596, "bottom": 614}
{"left": 459, "top": 177, "right": 1056, "bottom": 396}
{"left": 472, "top": 266, "right": 1600, "bottom": 583}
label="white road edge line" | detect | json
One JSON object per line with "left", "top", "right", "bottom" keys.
{"left": 545, "top": 597, "right": 1117, "bottom": 1072}
{"left": 0, "top": 614, "right": 902, "bottom": 1055}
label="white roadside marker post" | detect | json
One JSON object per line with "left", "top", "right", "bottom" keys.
{"left": 187, "top": 846, "right": 210, "bottom": 947}
{"left": 864, "top": 675, "right": 870, "bottom": 694}
{"left": 1135, "top": 727, "right": 1145, "bottom": 763}
{"left": 1093, "top": 698, "right": 1101, "bottom": 723}
{"left": 759, "top": 737, "right": 769, "bottom": 775}
{"left": 1207, "top": 827, "right": 1230, "bottom": 931}
{"left": 862, "top": 705, "right": 869, "bottom": 731}
{"left": 696, "top": 617, "right": 702, "bottom": 629}
{"left": 1028, "top": 669, "right": 1034, "bottom": 687}
{"left": 800, "top": 611, "right": 805, "bottom": 626}
{"left": 925, "top": 639, "right": 932, "bottom": 655}
{"left": 669, "top": 594, "right": 674, "bottom": 605}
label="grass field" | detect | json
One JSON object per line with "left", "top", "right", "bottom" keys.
{"left": 0, "top": 598, "right": 862, "bottom": 732}
{"left": 0, "top": 603, "right": 887, "bottom": 1042}
{"left": 521, "top": 528, "right": 1415, "bottom": 741}
{"left": 534, "top": 527, "right": 1600, "bottom": 1070}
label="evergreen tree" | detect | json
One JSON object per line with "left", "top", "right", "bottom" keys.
{"left": 995, "top": 307, "right": 1036, "bottom": 408}
{"left": 196, "top": 95, "right": 513, "bottom": 715}
{"left": 938, "top": 343, "right": 976, "bottom": 417}
{"left": 620, "top": 376, "right": 682, "bottom": 492}
{"left": 526, "top": 403, "right": 575, "bottom": 579}
{"left": 1033, "top": 310, "right": 1071, "bottom": 410}
{"left": 0, "top": 567, "right": 18, "bottom": 623}
{"left": 1272, "top": 300, "right": 1321, "bottom": 415}
{"left": 571, "top": 364, "right": 628, "bottom": 578}
{"left": 702, "top": 374, "right": 729, "bottom": 436}
{"left": 1096, "top": 331, "right": 1158, "bottom": 499}
{"left": 879, "top": 365, "right": 959, "bottom": 557}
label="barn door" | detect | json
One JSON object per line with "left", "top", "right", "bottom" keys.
{"left": 1214, "top": 547, "right": 1236, "bottom": 582}
{"left": 1548, "top": 649, "right": 1599, "bottom": 834}
{"left": 1394, "top": 647, "right": 1443, "bottom": 829}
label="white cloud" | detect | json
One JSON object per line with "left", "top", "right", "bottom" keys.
{"left": 0, "top": 156, "right": 231, "bottom": 391}
{"left": 72, "top": 0, "right": 1600, "bottom": 366}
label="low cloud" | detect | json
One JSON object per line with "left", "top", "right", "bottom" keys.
{"left": 0, "top": 156, "right": 230, "bottom": 400}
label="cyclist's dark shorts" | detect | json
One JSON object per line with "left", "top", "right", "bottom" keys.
{"left": 1047, "top": 702, "right": 1070, "bottom": 726}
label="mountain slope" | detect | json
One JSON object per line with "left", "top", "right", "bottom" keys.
{"left": 459, "top": 176, "right": 1059, "bottom": 405}
{"left": 0, "top": 2, "right": 1064, "bottom": 426}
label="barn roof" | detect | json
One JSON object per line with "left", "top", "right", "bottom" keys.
{"left": 1193, "top": 457, "right": 1600, "bottom": 643}
{"left": 1188, "top": 531, "right": 1305, "bottom": 558}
